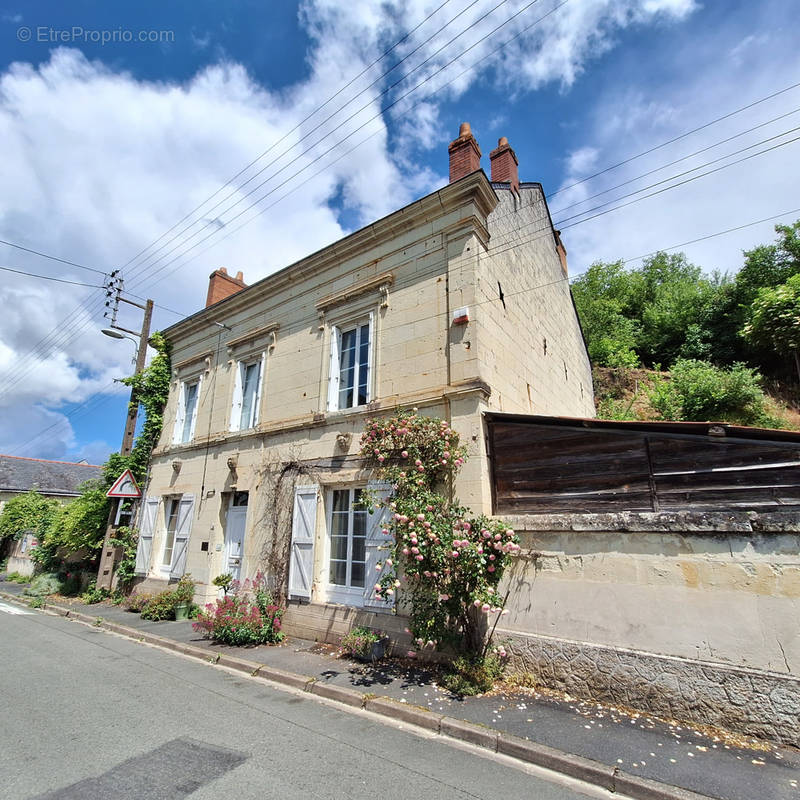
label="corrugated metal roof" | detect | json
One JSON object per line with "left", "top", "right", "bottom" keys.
{"left": 0, "top": 455, "right": 103, "bottom": 496}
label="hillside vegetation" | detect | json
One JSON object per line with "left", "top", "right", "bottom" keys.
{"left": 571, "top": 220, "right": 800, "bottom": 429}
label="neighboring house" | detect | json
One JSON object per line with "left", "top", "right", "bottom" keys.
{"left": 133, "top": 123, "right": 595, "bottom": 641}
{"left": 0, "top": 454, "right": 103, "bottom": 575}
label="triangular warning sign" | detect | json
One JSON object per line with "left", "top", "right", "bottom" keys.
{"left": 106, "top": 469, "right": 141, "bottom": 498}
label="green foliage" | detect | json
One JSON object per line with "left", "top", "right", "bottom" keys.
{"left": 572, "top": 222, "right": 800, "bottom": 380}
{"left": 742, "top": 273, "right": 800, "bottom": 366}
{"left": 124, "top": 592, "right": 153, "bottom": 613}
{"left": 173, "top": 574, "right": 196, "bottom": 605}
{"left": 194, "top": 573, "right": 285, "bottom": 645}
{"left": 140, "top": 590, "right": 181, "bottom": 621}
{"left": 108, "top": 526, "right": 139, "bottom": 589}
{"left": 105, "top": 331, "right": 172, "bottom": 484}
{"left": 340, "top": 626, "right": 386, "bottom": 659}
{"left": 28, "top": 596, "right": 46, "bottom": 609}
{"left": 441, "top": 651, "right": 507, "bottom": 696}
{"left": 648, "top": 359, "right": 782, "bottom": 427}
{"left": 81, "top": 581, "right": 111, "bottom": 604}
{"left": 0, "top": 490, "right": 59, "bottom": 544}
{"left": 4, "top": 571, "right": 31, "bottom": 584}
{"left": 212, "top": 573, "right": 234, "bottom": 596}
{"left": 360, "top": 409, "right": 519, "bottom": 657}
{"left": 23, "top": 572, "right": 62, "bottom": 597}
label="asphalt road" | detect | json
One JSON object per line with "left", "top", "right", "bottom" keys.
{"left": 0, "top": 608, "right": 603, "bottom": 800}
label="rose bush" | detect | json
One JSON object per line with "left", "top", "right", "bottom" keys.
{"left": 360, "top": 409, "right": 519, "bottom": 656}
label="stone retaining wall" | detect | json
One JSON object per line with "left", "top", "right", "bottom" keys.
{"left": 501, "top": 629, "right": 800, "bottom": 748}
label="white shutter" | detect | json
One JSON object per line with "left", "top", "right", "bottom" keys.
{"left": 363, "top": 481, "right": 393, "bottom": 608}
{"left": 172, "top": 382, "right": 186, "bottom": 444}
{"left": 230, "top": 362, "right": 243, "bottom": 431}
{"left": 288, "top": 485, "right": 318, "bottom": 600}
{"left": 170, "top": 494, "right": 195, "bottom": 579}
{"left": 134, "top": 497, "right": 158, "bottom": 576}
{"left": 326, "top": 327, "right": 341, "bottom": 411}
{"left": 188, "top": 376, "right": 201, "bottom": 440}
{"left": 253, "top": 352, "right": 265, "bottom": 426}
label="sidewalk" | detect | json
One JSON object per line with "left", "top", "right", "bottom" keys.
{"left": 2, "top": 579, "right": 797, "bottom": 800}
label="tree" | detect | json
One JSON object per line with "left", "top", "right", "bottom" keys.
{"left": 742, "top": 273, "right": 800, "bottom": 382}
{"left": 0, "top": 490, "right": 59, "bottom": 546}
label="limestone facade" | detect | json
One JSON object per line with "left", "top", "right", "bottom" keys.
{"left": 132, "top": 155, "right": 594, "bottom": 631}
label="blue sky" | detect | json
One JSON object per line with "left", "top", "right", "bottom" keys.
{"left": 0, "top": 0, "right": 798, "bottom": 462}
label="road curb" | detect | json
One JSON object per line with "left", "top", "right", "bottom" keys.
{"left": 0, "top": 590, "right": 714, "bottom": 800}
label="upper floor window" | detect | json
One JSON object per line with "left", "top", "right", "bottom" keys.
{"left": 230, "top": 356, "right": 263, "bottom": 431}
{"left": 173, "top": 379, "right": 200, "bottom": 444}
{"left": 327, "top": 316, "right": 372, "bottom": 411}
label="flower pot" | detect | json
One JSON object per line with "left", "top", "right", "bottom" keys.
{"left": 355, "top": 637, "right": 389, "bottom": 663}
{"left": 174, "top": 602, "right": 190, "bottom": 621}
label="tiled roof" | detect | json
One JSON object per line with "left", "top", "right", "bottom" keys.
{"left": 0, "top": 455, "right": 103, "bottom": 496}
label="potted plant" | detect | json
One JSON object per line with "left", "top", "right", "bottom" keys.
{"left": 173, "top": 574, "right": 195, "bottom": 621}
{"left": 340, "top": 626, "right": 389, "bottom": 662}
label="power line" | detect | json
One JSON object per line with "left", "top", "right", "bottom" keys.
{"left": 129, "top": 0, "right": 562, "bottom": 291}
{"left": 549, "top": 78, "right": 800, "bottom": 199}
{"left": 0, "top": 265, "right": 106, "bottom": 288}
{"left": 0, "top": 238, "right": 107, "bottom": 275}
{"left": 127, "top": 0, "right": 544, "bottom": 288}
{"left": 114, "top": 0, "right": 459, "bottom": 276}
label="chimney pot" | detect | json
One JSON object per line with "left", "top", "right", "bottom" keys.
{"left": 498, "top": 136, "right": 508, "bottom": 147}
{"left": 235, "top": 271, "right": 243, "bottom": 281}
{"left": 448, "top": 121, "right": 482, "bottom": 183}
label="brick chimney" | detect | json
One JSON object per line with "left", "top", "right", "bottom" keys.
{"left": 489, "top": 136, "right": 519, "bottom": 192}
{"left": 448, "top": 122, "right": 482, "bottom": 183}
{"left": 554, "top": 230, "right": 568, "bottom": 277}
{"left": 206, "top": 267, "right": 247, "bottom": 308}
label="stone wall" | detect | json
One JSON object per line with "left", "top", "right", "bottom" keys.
{"left": 496, "top": 511, "right": 800, "bottom": 746}
{"left": 500, "top": 629, "right": 800, "bottom": 748}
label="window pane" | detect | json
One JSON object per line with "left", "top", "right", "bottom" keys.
{"left": 352, "top": 510, "right": 366, "bottom": 538}
{"left": 182, "top": 382, "right": 198, "bottom": 442}
{"left": 332, "top": 489, "right": 349, "bottom": 513}
{"left": 338, "top": 329, "right": 356, "bottom": 408}
{"left": 350, "top": 562, "right": 365, "bottom": 588}
{"left": 330, "top": 535, "right": 348, "bottom": 561}
{"left": 329, "top": 560, "right": 347, "bottom": 586}
{"left": 351, "top": 535, "right": 365, "bottom": 564}
{"left": 240, "top": 362, "right": 260, "bottom": 429}
{"left": 163, "top": 500, "right": 178, "bottom": 566}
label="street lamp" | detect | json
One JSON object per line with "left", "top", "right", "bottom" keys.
{"left": 102, "top": 328, "right": 138, "bottom": 367}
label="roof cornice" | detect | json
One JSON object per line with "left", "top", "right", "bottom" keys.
{"left": 165, "top": 171, "right": 497, "bottom": 340}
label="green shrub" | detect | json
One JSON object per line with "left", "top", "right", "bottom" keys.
{"left": 81, "top": 582, "right": 111, "bottom": 605}
{"left": 649, "top": 359, "right": 783, "bottom": 427}
{"left": 441, "top": 652, "right": 506, "bottom": 696}
{"left": 28, "top": 596, "right": 46, "bottom": 609}
{"left": 193, "top": 573, "right": 284, "bottom": 646}
{"left": 124, "top": 592, "right": 153, "bottom": 613}
{"left": 173, "top": 574, "right": 195, "bottom": 605}
{"left": 340, "top": 626, "right": 386, "bottom": 659}
{"left": 140, "top": 590, "right": 180, "bottom": 621}
{"left": 4, "top": 571, "right": 31, "bottom": 584}
{"left": 23, "top": 572, "right": 62, "bottom": 597}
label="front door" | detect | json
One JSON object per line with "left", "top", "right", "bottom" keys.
{"left": 224, "top": 491, "right": 248, "bottom": 582}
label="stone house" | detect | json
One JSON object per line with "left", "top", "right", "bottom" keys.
{"left": 132, "top": 123, "right": 594, "bottom": 641}
{"left": 0, "top": 454, "right": 103, "bottom": 575}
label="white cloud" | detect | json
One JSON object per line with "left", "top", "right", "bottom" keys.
{"left": 552, "top": 4, "right": 800, "bottom": 280}
{"left": 0, "top": 1, "right": 706, "bottom": 457}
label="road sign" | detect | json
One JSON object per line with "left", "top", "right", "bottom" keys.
{"left": 106, "top": 469, "right": 141, "bottom": 498}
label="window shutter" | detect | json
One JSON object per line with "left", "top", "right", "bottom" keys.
{"left": 134, "top": 497, "right": 158, "bottom": 576}
{"left": 288, "top": 485, "right": 318, "bottom": 600}
{"left": 170, "top": 494, "right": 195, "bottom": 579}
{"left": 188, "top": 376, "right": 201, "bottom": 439}
{"left": 326, "top": 327, "right": 341, "bottom": 411}
{"left": 230, "top": 362, "right": 244, "bottom": 431}
{"left": 172, "top": 382, "right": 186, "bottom": 444}
{"left": 363, "top": 481, "right": 393, "bottom": 608}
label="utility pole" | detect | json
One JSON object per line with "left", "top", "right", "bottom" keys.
{"left": 96, "top": 296, "right": 154, "bottom": 590}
